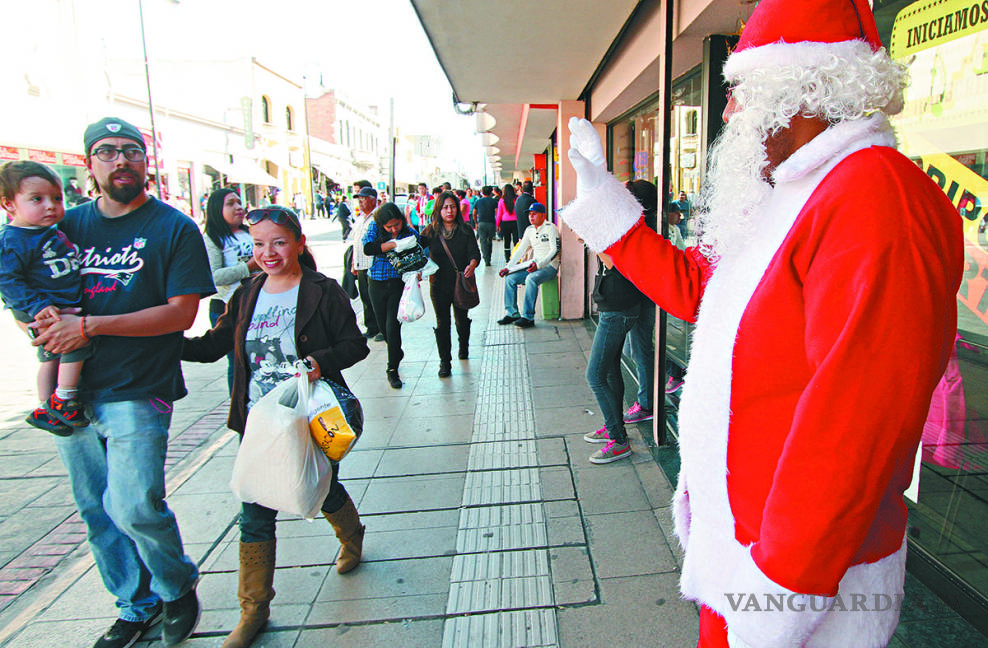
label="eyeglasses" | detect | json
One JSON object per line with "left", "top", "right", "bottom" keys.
{"left": 246, "top": 207, "right": 301, "bottom": 232}
{"left": 92, "top": 146, "right": 147, "bottom": 163}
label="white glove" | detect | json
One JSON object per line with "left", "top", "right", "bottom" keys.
{"left": 567, "top": 117, "right": 608, "bottom": 197}
{"left": 393, "top": 236, "right": 418, "bottom": 252}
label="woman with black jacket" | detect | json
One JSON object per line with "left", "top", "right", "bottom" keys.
{"left": 418, "top": 191, "right": 481, "bottom": 377}
{"left": 582, "top": 252, "right": 646, "bottom": 465}
{"left": 183, "top": 206, "right": 369, "bottom": 648}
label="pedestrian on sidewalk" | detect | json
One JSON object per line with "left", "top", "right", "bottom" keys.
{"left": 183, "top": 205, "right": 370, "bottom": 648}
{"left": 473, "top": 185, "right": 497, "bottom": 266}
{"left": 419, "top": 191, "right": 480, "bottom": 377}
{"left": 202, "top": 188, "right": 258, "bottom": 393}
{"left": 32, "top": 117, "right": 213, "bottom": 648}
{"left": 346, "top": 186, "right": 381, "bottom": 340}
{"left": 497, "top": 202, "right": 559, "bottom": 329}
{"left": 563, "top": 0, "right": 962, "bottom": 644}
{"left": 363, "top": 202, "right": 424, "bottom": 389}
{"left": 583, "top": 250, "right": 645, "bottom": 464}
{"left": 621, "top": 180, "right": 659, "bottom": 425}
{"left": 495, "top": 183, "right": 518, "bottom": 262}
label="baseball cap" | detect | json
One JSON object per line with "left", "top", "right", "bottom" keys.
{"left": 84, "top": 117, "right": 146, "bottom": 156}
{"left": 355, "top": 186, "right": 378, "bottom": 199}
{"left": 529, "top": 202, "right": 547, "bottom": 214}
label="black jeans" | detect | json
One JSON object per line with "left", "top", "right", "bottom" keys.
{"left": 430, "top": 282, "right": 470, "bottom": 361}
{"left": 500, "top": 221, "right": 518, "bottom": 260}
{"left": 356, "top": 269, "right": 379, "bottom": 336}
{"left": 368, "top": 277, "right": 406, "bottom": 371}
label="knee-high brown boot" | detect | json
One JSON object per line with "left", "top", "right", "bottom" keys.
{"left": 322, "top": 496, "right": 365, "bottom": 573}
{"left": 222, "top": 540, "right": 276, "bottom": 648}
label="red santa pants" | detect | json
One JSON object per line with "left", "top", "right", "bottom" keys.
{"left": 698, "top": 605, "right": 729, "bottom": 647}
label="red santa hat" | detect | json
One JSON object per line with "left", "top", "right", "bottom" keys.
{"left": 724, "top": 0, "right": 884, "bottom": 79}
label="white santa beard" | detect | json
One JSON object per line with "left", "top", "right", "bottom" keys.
{"left": 696, "top": 110, "right": 777, "bottom": 262}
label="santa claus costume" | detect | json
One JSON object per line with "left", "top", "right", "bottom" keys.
{"left": 562, "top": 1, "right": 964, "bottom": 647}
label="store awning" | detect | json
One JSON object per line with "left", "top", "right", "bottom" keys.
{"left": 205, "top": 158, "right": 280, "bottom": 186}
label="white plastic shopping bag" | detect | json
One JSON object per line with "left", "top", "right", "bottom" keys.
{"left": 397, "top": 274, "right": 425, "bottom": 323}
{"left": 230, "top": 370, "right": 333, "bottom": 520}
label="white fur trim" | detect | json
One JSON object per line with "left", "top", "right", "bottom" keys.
{"left": 724, "top": 40, "right": 879, "bottom": 81}
{"left": 720, "top": 541, "right": 906, "bottom": 648}
{"left": 675, "top": 120, "right": 905, "bottom": 646}
{"left": 560, "top": 173, "right": 644, "bottom": 252}
{"left": 672, "top": 475, "right": 690, "bottom": 549}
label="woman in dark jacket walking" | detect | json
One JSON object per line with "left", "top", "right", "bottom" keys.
{"left": 183, "top": 206, "right": 369, "bottom": 648}
{"left": 419, "top": 191, "right": 481, "bottom": 377}
{"left": 581, "top": 252, "right": 646, "bottom": 465}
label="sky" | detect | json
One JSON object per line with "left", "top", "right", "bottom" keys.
{"left": 11, "top": 0, "right": 487, "bottom": 178}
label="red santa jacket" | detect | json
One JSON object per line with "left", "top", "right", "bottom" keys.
{"left": 562, "top": 115, "right": 963, "bottom": 648}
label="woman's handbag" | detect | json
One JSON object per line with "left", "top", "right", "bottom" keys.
{"left": 440, "top": 235, "right": 480, "bottom": 310}
{"left": 386, "top": 237, "right": 429, "bottom": 274}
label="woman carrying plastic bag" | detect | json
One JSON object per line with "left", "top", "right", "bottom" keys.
{"left": 362, "top": 201, "right": 428, "bottom": 389}
{"left": 183, "top": 206, "right": 369, "bottom": 648}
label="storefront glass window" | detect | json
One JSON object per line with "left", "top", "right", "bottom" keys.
{"left": 879, "top": 0, "right": 988, "bottom": 613}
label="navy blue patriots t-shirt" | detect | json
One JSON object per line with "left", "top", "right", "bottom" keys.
{"left": 60, "top": 196, "right": 215, "bottom": 402}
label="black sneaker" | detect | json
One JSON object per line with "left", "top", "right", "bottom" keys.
{"left": 26, "top": 407, "right": 74, "bottom": 437}
{"left": 93, "top": 606, "right": 163, "bottom": 648}
{"left": 374, "top": 333, "right": 386, "bottom": 342}
{"left": 161, "top": 587, "right": 200, "bottom": 646}
{"left": 438, "top": 362, "right": 452, "bottom": 378}
{"left": 497, "top": 315, "right": 518, "bottom": 325}
{"left": 514, "top": 318, "right": 535, "bottom": 329}
{"left": 386, "top": 369, "right": 403, "bottom": 389}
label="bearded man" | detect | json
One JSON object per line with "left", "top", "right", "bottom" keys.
{"left": 563, "top": 1, "right": 963, "bottom": 647}
{"left": 32, "top": 117, "right": 213, "bottom": 648}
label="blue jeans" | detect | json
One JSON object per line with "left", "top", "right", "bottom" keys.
{"left": 504, "top": 265, "right": 558, "bottom": 320}
{"left": 625, "top": 302, "right": 655, "bottom": 410}
{"left": 54, "top": 399, "right": 199, "bottom": 622}
{"left": 587, "top": 308, "right": 640, "bottom": 444}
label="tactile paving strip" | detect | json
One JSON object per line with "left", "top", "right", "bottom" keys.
{"left": 439, "top": 290, "right": 560, "bottom": 645}
{"left": 442, "top": 609, "right": 558, "bottom": 648}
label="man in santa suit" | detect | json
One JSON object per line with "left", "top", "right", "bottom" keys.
{"left": 562, "top": 1, "right": 963, "bottom": 646}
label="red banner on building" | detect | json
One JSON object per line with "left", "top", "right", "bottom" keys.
{"left": 61, "top": 153, "right": 86, "bottom": 167}
{"left": 0, "top": 146, "right": 21, "bottom": 161}
{"left": 28, "top": 149, "right": 57, "bottom": 164}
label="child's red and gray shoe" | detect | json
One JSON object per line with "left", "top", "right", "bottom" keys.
{"left": 26, "top": 407, "right": 74, "bottom": 437}
{"left": 45, "top": 394, "right": 89, "bottom": 428}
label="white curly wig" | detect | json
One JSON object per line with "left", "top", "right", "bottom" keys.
{"left": 694, "top": 41, "right": 907, "bottom": 261}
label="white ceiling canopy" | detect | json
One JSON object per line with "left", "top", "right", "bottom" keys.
{"left": 411, "top": 0, "right": 640, "bottom": 176}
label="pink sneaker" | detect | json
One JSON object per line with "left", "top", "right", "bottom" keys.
{"left": 589, "top": 440, "right": 632, "bottom": 464}
{"left": 583, "top": 427, "right": 610, "bottom": 443}
{"left": 623, "top": 402, "right": 653, "bottom": 423}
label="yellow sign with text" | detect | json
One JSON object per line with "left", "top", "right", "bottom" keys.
{"left": 921, "top": 153, "right": 988, "bottom": 326}
{"left": 892, "top": 0, "right": 988, "bottom": 58}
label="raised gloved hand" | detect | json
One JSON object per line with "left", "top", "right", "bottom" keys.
{"left": 393, "top": 235, "right": 418, "bottom": 252}
{"left": 567, "top": 117, "right": 608, "bottom": 197}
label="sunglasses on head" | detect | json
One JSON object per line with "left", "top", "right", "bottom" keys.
{"left": 246, "top": 207, "right": 301, "bottom": 232}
